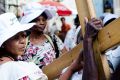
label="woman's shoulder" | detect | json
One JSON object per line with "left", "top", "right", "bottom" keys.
{"left": 0, "top": 61, "right": 28, "bottom": 71}
{"left": 0, "top": 61, "right": 40, "bottom": 74}
{"left": 0, "top": 61, "right": 48, "bottom": 80}
{"left": 0, "top": 61, "right": 27, "bottom": 80}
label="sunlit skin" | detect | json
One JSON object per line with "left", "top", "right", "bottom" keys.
{"left": 31, "top": 16, "right": 47, "bottom": 33}
{"left": 3, "top": 32, "right": 27, "bottom": 57}
{"left": 29, "top": 15, "right": 49, "bottom": 45}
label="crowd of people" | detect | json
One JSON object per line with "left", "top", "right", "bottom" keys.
{"left": 0, "top": 2, "right": 120, "bottom": 80}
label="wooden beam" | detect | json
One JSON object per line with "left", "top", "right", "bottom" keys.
{"left": 93, "top": 40, "right": 110, "bottom": 80}
{"left": 96, "top": 18, "right": 120, "bottom": 79}
{"left": 75, "top": 0, "right": 110, "bottom": 79}
{"left": 90, "top": 18, "right": 120, "bottom": 79}
{"left": 42, "top": 18, "right": 120, "bottom": 79}
{"left": 98, "top": 18, "right": 120, "bottom": 52}
{"left": 42, "top": 42, "right": 83, "bottom": 80}
{"left": 75, "top": 0, "right": 96, "bottom": 35}
{"left": 42, "top": 0, "right": 120, "bottom": 80}
{"left": 42, "top": 18, "right": 120, "bottom": 80}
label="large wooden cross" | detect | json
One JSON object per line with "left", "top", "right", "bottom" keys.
{"left": 42, "top": 0, "right": 120, "bottom": 80}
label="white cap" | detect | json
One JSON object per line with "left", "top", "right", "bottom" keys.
{"left": 20, "top": 2, "right": 53, "bottom": 24}
{"left": 0, "top": 12, "right": 35, "bottom": 47}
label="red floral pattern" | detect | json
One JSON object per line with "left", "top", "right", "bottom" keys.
{"left": 20, "top": 76, "right": 30, "bottom": 80}
{"left": 20, "top": 35, "right": 64, "bottom": 68}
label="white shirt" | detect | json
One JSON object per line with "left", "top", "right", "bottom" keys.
{"left": 64, "top": 26, "right": 81, "bottom": 51}
{"left": 105, "top": 46, "right": 120, "bottom": 71}
{"left": 0, "top": 61, "right": 48, "bottom": 80}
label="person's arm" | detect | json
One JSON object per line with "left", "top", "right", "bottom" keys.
{"left": 82, "top": 36, "right": 98, "bottom": 80}
{"left": 82, "top": 18, "right": 103, "bottom": 80}
{"left": 59, "top": 51, "right": 83, "bottom": 80}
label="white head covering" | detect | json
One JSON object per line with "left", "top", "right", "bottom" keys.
{"left": 0, "top": 12, "right": 35, "bottom": 47}
{"left": 20, "top": 2, "right": 53, "bottom": 24}
{"left": 103, "top": 13, "right": 119, "bottom": 25}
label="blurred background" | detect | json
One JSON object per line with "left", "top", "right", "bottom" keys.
{"left": 1, "top": 0, "right": 120, "bottom": 17}
{"left": 0, "top": 0, "right": 120, "bottom": 31}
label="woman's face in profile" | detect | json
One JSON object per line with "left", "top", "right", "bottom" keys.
{"left": 3, "top": 32, "right": 27, "bottom": 56}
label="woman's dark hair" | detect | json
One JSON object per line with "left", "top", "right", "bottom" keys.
{"left": 0, "top": 48, "right": 17, "bottom": 61}
{"left": 0, "top": 40, "right": 20, "bottom": 61}
{"left": 40, "top": 12, "right": 48, "bottom": 20}
{"left": 30, "top": 12, "right": 48, "bottom": 23}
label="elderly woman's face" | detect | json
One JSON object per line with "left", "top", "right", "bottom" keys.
{"left": 3, "top": 32, "right": 27, "bottom": 56}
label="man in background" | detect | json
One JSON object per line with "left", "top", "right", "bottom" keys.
{"left": 59, "top": 17, "right": 71, "bottom": 42}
